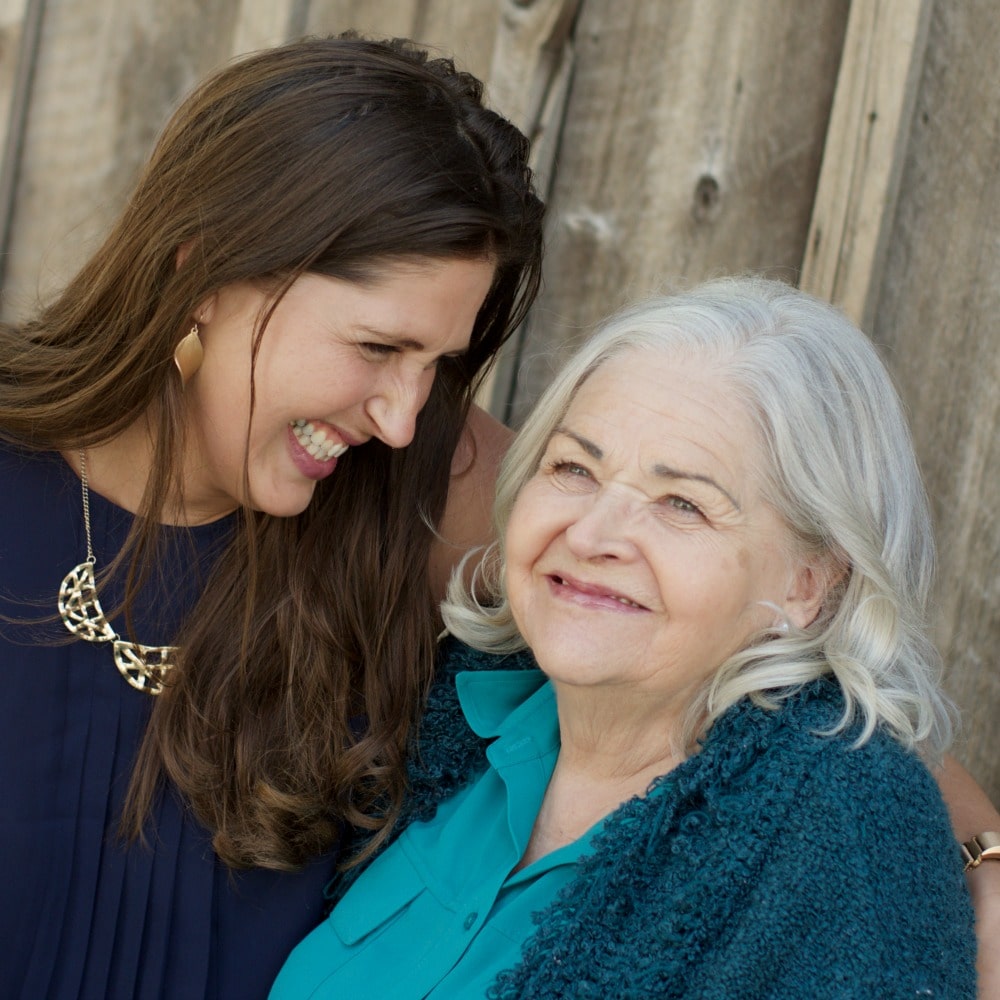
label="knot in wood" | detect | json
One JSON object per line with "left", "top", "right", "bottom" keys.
{"left": 692, "top": 174, "right": 721, "bottom": 223}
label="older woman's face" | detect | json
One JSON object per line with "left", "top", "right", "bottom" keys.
{"left": 505, "top": 349, "right": 815, "bottom": 702}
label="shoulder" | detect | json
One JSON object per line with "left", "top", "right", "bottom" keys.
{"left": 0, "top": 443, "right": 75, "bottom": 547}
{"left": 693, "top": 686, "right": 976, "bottom": 992}
{"left": 701, "top": 683, "right": 959, "bottom": 860}
{"left": 428, "top": 406, "right": 512, "bottom": 601}
{"left": 0, "top": 439, "right": 57, "bottom": 480}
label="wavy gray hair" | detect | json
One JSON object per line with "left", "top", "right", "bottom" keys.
{"left": 443, "top": 276, "right": 955, "bottom": 756}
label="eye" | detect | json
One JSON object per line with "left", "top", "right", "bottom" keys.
{"left": 663, "top": 495, "right": 704, "bottom": 518}
{"left": 358, "top": 342, "right": 397, "bottom": 359}
{"left": 545, "top": 459, "right": 594, "bottom": 487}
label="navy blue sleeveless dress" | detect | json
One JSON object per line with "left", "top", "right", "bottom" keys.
{"left": 0, "top": 443, "right": 339, "bottom": 999}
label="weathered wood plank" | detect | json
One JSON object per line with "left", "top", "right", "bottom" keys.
{"left": 479, "top": 0, "right": 581, "bottom": 413}
{"left": 872, "top": 0, "right": 1000, "bottom": 800}
{"left": 507, "top": 0, "right": 851, "bottom": 426}
{"left": 0, "top": 0, "right": 41, "bottom": 290}
{"left": 231, "top": 0, "right": 305, "bottom": 56}
{"left": 0, "top": 0, "right": 239, "bottom": 320}
{"left": 488, "top": 0, "right": 580, "bottom": 139}
{"left": 800, "top": 0, "right": 932, "bottom": 330}
{"left": 304, "top": 0, "right": 500, "bottom": 82}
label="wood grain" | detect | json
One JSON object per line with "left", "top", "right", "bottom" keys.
{"left": 0, "top": 0, "right": 235, "bottom": 319}
{"left": 800, "top": 0, "right": 932, "bottom": 330}
{"left": 304, "top": 0, "right": 500, "bottom": 81}
{"left": 872, "top": 0, "right": 1000, "bottom": 799}
{"left": 479, "top": 0, "right": 581, "bottom": 413}
{"left": 0, "top": 0, "right": 41, "bottom": 288}
{"left": 505, "top": 0, "right": 850, "bottom": 426}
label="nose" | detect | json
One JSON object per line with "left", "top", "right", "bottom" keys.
{"left": 365, "top": 366, "right": 434, "bottom": 449}
{"left": 564, "top": 488, "right": 640, "bottom": 562}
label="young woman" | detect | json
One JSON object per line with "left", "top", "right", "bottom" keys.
{"left": 0, "top": 34, "right": 543, "bottom": 999}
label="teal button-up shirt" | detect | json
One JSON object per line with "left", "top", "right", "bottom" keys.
{"left": 270, "top": 669, "right": 602, "bottom": 999}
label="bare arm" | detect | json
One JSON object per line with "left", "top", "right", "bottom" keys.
{"left": 938, "top": 755, "right": 1000, "bottom": 996}
{"left": 428, "top": 404, "right": 512, "bottom": 604}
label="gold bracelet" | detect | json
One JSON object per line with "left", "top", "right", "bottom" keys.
{"left": 960, "top": 832, "right": 1000, "bottom": 872}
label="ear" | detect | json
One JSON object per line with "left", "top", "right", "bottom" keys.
{"left": 174, "top": 239, "right": 197, "bottom": 272}
{"left": 193, "top": 292, "right": 217, "bottom": 325}
{"left": 782, "top": 555, "right": 844, "bottom": 631}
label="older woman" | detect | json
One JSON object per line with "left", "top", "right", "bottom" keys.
{"left": 271, "top": 276, "right": 977, "bottom": 998}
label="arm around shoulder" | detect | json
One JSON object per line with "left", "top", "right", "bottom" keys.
{"left": 936, "top": 754, "right": 1000, "bottom": 997}
{"left": 428, "top": 404, "right": 512, "bottom": 602}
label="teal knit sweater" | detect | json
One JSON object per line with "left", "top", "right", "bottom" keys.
{"left": 338, "top": 639, "right": 977, "bottom": 999}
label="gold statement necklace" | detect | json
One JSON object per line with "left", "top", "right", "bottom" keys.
{"left": 57, "top": 450, "right": 176, "bottom": 694}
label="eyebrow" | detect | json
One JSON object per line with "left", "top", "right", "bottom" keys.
{"left": 552, "top": 426, "right": 742, "bottom": 511}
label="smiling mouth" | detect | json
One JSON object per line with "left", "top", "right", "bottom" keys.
{"left": 550, "top": 574, "right": 648, "bottom": 610}
{"left": 290, "top": 419, "right": 348, "bottom": 462}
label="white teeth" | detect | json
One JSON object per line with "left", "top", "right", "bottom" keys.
{"left": 613, "top": 596, "right": 641, "bottom": 608}
{"left": 290, "top": 420, "right": 348, "bottom": 462}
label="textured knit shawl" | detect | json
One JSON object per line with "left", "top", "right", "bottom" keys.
{"left": 336, "top": 639, "right": 976, "bottom": 999}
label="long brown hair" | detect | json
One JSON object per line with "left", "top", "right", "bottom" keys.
{"left": 0, "top": 34, "right": 544, "bottom": 869}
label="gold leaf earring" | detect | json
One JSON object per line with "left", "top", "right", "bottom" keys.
{"left": 173, "top": 323, "right": 204, "bottom": 385}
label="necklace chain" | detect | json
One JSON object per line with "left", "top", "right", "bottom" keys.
{"left": 79, "top": 449, "right": 95, "bottom": 564}
{"left": 56, "top": 450, "right": 177, "bottom": 695}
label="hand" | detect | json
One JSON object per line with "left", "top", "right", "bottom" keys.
{"left": 971, "top": 861, "right": 1000, "bottom": 998}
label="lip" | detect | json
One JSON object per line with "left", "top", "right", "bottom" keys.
{"left": 328, "top": 424, "right": 367, "bottom": 448}
{"left": 295, "top": 418, "right": 368, "bottom": 450}
{"left": 545, "top": 571, "right": 650, "bottom": 612}
{"left": 287, "top": 424, "right": 342, "bottom": 481}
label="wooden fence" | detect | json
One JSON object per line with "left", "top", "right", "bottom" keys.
{"left": 2, "top": 0, "right": 997, "bottom": 800}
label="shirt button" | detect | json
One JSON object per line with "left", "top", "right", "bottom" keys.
{"left": 462, "top": 912, "right": 478, "bottom": 930}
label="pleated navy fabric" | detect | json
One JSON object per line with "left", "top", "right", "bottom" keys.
{"left": 0, "top": 444, "right": 338, "bottom": 1000}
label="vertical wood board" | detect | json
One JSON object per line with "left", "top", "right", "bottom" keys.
{"left": 478, "top": 0, "right": 581, "bottom": 412}
{"left": 304, "top": 0, "right": 500, "bottom": 83}
{"left": 0, "top": 0, "right": 38, "bottom": 281}
{"left": 800, "top": 0, "right": 932, "bottom": 330}
{"left": 506, "top": 0, "right": 850, "bottom": 425}
{"left": 872, "top": 0, "right": 1000, "bottom": 799}
{"left": 230, "top": 0, "right": 307, "bottom": 56}
{"left": 0, "top": 0, "right": 239, "bottom": 320}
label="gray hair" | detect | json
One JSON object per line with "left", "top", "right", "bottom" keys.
{"left": 443, "top": 275, "right": 955, "bottom": 756}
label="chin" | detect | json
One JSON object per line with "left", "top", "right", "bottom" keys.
{"left": 252, "top": 488, "right": 316, "bottom": 519}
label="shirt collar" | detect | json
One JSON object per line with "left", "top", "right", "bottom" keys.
{"left": 456, "top": 668, "right": 550, "bottom": 739}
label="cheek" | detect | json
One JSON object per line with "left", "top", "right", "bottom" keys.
{"left": 504, "top": 489, "right": 544, "bottom": 565}
{"left": 503, "top": 500, "right": 540, "bottom": 598}
{"left": 416, "top": 368, "right": 437, "bottom": 410}
{"left": 651, "top": 540, "right": 746, "bottom": 612}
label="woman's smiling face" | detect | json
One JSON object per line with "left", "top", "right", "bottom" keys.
{"left": 504, "top": 348, "right": 820, "bottom": 704}
{"left": 180, "top": 256, "right": 496, "bottom": 522}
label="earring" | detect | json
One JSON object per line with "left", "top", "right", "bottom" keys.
{"left": 173, "top": 323, "right": 204, "bottom": 385}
